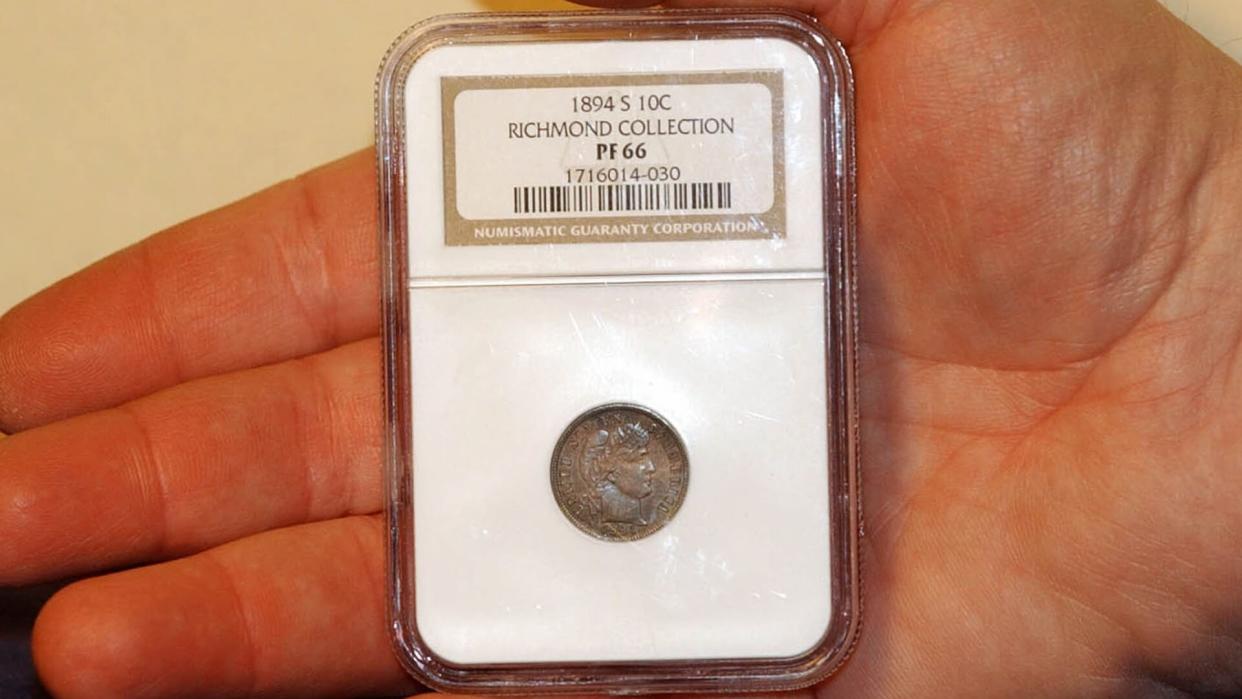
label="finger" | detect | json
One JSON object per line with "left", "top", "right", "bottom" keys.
{"left": 569, "top": 0, "right": 907, "bottom": 46}
{"left": 0, "top": 150, "right": 378, "bottom": 433}
{"left": 32, "top": 515, "right": 417, "bottom": 699}
{"left": 409, "top": 692, "right": 818, "bottom": 699}
{"left": 0, "top": 338, "right": 380, "bottom": 587}
{"left": 572, "top": 0, "right": 660, "bottom": 7}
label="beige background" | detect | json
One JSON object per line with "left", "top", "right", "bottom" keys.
{"left": 2, "top": 0, "right": 1240, "bottom": 314}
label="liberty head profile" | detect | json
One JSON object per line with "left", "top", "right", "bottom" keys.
{"left": 581, "top": 420, "right": 656, "bottom": 526}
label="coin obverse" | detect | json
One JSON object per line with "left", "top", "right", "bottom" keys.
{"left": 551, "top": 404, "right": 689, "bottom": 542}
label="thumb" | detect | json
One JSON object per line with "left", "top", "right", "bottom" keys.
{"left": 568, "top": 0, "right": 906, "bottom": 46}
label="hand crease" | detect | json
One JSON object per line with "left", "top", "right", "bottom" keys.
{"left": 862, "top": 339, "right": 1098, "bottom": 375}
{"left": 202, "top": 550, "right": 261, "bottom": 698}
{"left": 862, "top": 414, "right": 1032, "bottom": 440}
{"left": 271, "top": 174, "right": 338, "bottom": 351}
{"left": 115, "top": 403, "right": 170, "bottom": 559}
{"left": 292, "top": 353, "right": 351, "bottom": 519}
{"left": 134, "top": 240, "right": 186, "bottom": 387}
{"left": 291, "top": 173, "right": 345, "bottom": 350}
{"left": 282, "top": 360, "right": 320, "bottom": 524}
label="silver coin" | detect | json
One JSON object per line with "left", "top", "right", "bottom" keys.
{"left": 550, "top": 404, "right": 689, "bottom": 542}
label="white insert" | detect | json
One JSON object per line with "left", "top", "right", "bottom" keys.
{"left": 405, "top": 38, "right": 832, "bottom": 665}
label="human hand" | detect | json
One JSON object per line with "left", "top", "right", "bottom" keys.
{"left": 3, "top": 1, "right": 1241, "bottom": 697}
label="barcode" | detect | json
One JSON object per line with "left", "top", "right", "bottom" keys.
{"left": 513, "top": 182, "right": 733, "bottom": 214}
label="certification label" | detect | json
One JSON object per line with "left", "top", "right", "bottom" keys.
{"left": 441, "top": 72, "right": 784, "bottom": 246}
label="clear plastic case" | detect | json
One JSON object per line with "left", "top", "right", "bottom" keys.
{"left": 377, "top": 9, "right": 860, "bottom": 693}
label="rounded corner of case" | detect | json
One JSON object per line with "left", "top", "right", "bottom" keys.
{"left": 389, "top": 617, "right": 460, "bottom": 693}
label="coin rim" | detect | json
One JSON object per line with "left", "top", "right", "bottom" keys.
{"left": 549, "top": 402, "right": 689, "bottom": 543}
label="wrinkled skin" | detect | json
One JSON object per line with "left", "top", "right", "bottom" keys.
{"left": 2, "top": 1, "right": 1240, "bottom": 697}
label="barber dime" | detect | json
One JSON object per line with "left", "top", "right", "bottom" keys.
{"left": 551, "top": 404, "right": 689, "bottom": 542}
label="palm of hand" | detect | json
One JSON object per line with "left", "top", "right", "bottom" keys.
{"left": 840, "top": 0, "right": 1242, "bottom": 694}
{"left": 1, "top": 1, "right": 1240, "bottom": 697}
